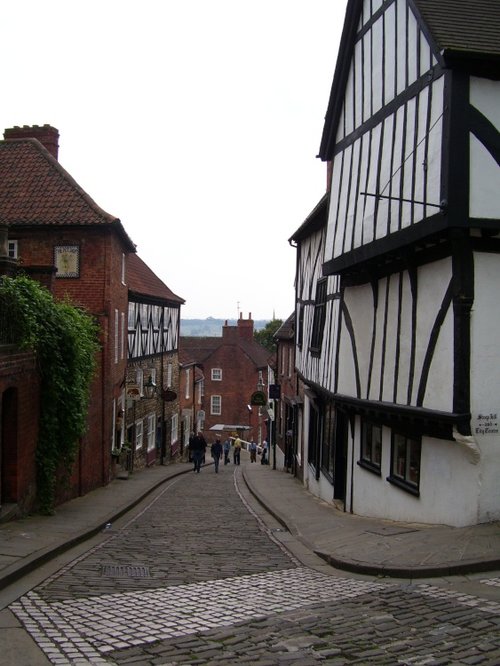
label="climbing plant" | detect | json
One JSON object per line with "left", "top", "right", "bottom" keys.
{"left": 0, "top": 275, "right": 100, "bottom": 513}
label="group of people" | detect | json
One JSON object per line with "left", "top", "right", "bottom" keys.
{"left": 188, "top": 433, "right": 269, "bottom": 473}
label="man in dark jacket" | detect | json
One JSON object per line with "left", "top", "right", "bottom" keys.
{"left": 189, "top": 432, "right": 207, "bottom": 473}
{"left": 211, "top": 437, "right": 223, "bottom": 473}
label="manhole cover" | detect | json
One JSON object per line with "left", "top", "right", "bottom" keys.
{"left": 101, "top": 564, "right": 151, "bottom": 578}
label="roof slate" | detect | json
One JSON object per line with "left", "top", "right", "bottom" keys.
{"left": 127, "top": 253, "right": 184, "bottom": 304}
{"left": 413, "top": 0, "right": 500, "bottom": 58}
{"left": 180, "top": 335, "right": 272, "bottom": 368}
{"left": 0, "top": 138, "right": 135, "bottom": 250}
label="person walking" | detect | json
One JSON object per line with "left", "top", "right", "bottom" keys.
{"left": 233, "top": 436, "right": 242, "bottom": 465}
{"left": 223, "top": 438, "right": 231, "bottom": 465}
{"left": 189, "top": 431, "right": 207, "bottom": 473}
{"left": 211, "top": 437, "right": 222, "bottom": 473}
{"left": 261, "top": 439, "right": 269, "bottom": 465}
{"left": 249, "top": 440, "right": 257, "bottom": 463}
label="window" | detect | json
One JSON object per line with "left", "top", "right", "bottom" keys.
{"left": 135, "top": 419, "right": 144, "bottom": 450}
{"left": 360, "top": 422, "right": 382, "bottom": 472}
{"left": 211, "top": 395, "right": 221, "bottom": 415}
{"left": 310, "top": 279, "right": 327, "bottom": 355}
{"left": 120, "top": 312, "right": 125, "bottom": 360}
{"left": 136, "top": 368, "right": 144, "bottom": 396}
{"left": 211, "top": 368, "right": 222, "bottom": 381}
{"left": 121, "top": 253, "right": 126, "bottom": 285}
{"left": 171, "top": 413, "right": 178, "bottom": 445}
{"left": 185, "top": 368, "right": 190, "bottom": 399}
{"left": 166, "top": 362, "right": 173, "bottom": 388}
{"left": 146, "top": 414, "right": 156, "bottom": 452}
{"left": 197, "top": 379, "right": 204, "bottom": 404}
{"left": 297, "top": 305, "right": 304, "bottom": 349}
{"left": 114, "top": 309, "right": 119, "bottom": 364}
{"left": 321, "top": 402, "right": 335, "bottom": 478}
{"left": 8, "top": 240, "right": 18, "bottom": 259}
{"left": 389, "top": 432, "right": 421, "bottom": 493}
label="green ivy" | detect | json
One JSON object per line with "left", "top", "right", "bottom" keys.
{"left": 0, "top": 275, "right": 100, "bottom": 513}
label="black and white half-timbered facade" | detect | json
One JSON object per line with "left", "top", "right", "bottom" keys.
{"left": 293, "top": 0, "right": 500, "bottom": 526}
{"left": 123, "top": 254, "right": 184, "bottom": 469}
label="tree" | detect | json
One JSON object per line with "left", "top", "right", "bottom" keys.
{"left": 254, "top": 318, "right": 283, "bottom": 353}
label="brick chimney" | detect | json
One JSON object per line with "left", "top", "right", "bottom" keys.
{"left": 237, "top": 312, "right": 254, "bottom": 341}
{"left": 4, "top": 124, "right": 59, "bottom": 160}
{"left": 222, "top": 313, "right": 254, "bottom": 343}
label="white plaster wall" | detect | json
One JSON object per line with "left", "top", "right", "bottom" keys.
{"left": 351, "top": 428, "right": 480, "bottom": 526}
{"left": 411, "top": 258, "right": 454, "bottom": 411}
{"left": 469, "top": 78, "right": 500, "bottom": 219}
{"left": 470, "top": 252, "right": 500, "bottom": 521}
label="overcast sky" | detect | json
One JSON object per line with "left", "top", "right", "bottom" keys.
{"left": 1, "top": 0, "right": 347, "bottom": 320}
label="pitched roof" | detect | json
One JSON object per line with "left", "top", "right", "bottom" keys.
{"left": 127, "top": 253, "right": 184, "bottom": 305}
{"left": 274, "top": 313, "right": 295, "bottom": 341}
{"left": 319, "top": 0, "right": 500, "bottom": 161}
{"left": 180, "top": 335, "right": 272, "bottom": 368}
{"left": 0, "top": 137, "right": 135, "bottom": 251}
{"left": 413, "top": 0, "right": 500, "bottom": 59}
{"left": 289, "top": 194, "right": 328, "bottom": 243}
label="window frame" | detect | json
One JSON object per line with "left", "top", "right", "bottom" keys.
{"left": 309, "top": 278, "right": 327, "bottom": 356}
{"left": 146, "top": 414, "right": 156, "bottom": 452}
{"left": 135, "top": 419, "right": 144, "bottom": 450}
{"left": 8, "top": 239, "right": 18, "bottom": 259}
{"left": 359, "top": 421, "right": 382, "bottom": 474}
{"left": 211, "top": 368, "right": 222, "bottom": 381}
{"left": 210, "top": 395, "right": 221, "bottom": 415}
{"left": 388, "top": 431, "right": 421, "bottom": 495}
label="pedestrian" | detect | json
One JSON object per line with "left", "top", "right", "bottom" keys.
{"left": 211, "top": 437, "right": 223, "bottom": 473}
{"left": 189, "top": 431, "right": 207, "bottom": 473}
{"left": 261, "top": 439, "right": 269, "bottom": 465}
{"left": 188, "top": 431, "right": 195, "bottom": 463}
{"left": 223, "top": 437, "right": 231, "bottom": 465}
{"left": 249, "top": 439, "right": 257, "bottom": 463}
{"left": 233, "top": 436, "right": 242, "bottom": 465}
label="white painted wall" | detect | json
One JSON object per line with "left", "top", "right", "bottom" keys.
{"left": 470, "top": 252, "right": 500, "bottom": 522}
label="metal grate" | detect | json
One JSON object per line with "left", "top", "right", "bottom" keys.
{"left": 101, "top": 564, "right": 151, "bottom": 578}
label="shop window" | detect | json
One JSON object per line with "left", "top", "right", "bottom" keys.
{"left": 359, "top": 422, "right": 382, "bottom": 473}
{"left": 389, "top": 432, "right": 421, "bottom": 494}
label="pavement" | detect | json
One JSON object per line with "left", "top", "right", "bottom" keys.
{"left": 1, "top": 452, "right": 500, "bottom": 593}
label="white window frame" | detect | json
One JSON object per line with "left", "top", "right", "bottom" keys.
{"left": 185, "top": 368, "right": 190, "bottom": 399}
{"left": 211, "top": 395, "right": 221, "bottom": 415}
{"left": 8, "top": 240, "right": 18, "bottom": 259}
{"left": 120, "top": 312, "right": 125, "bottom": 360}
{"left": 136, "top": 368, "right": 144, "bottom": 396}
{"left": 171, "top": 413, "right": 178, "bottom": 446}
{"left": 121, "top": 253, "right": 126, "bottom": 285}
{"left": 135, "top": 419, "right": 144, "bottom": 450}
{"left": 167, "top": 362, "right": 173, "bottom": 388}
{"left": 146, "top": 414, "right": 156, "bottom": 452}
{"left": 114, "top": 309, "right": 119, "bottom": 364}
{"left": 211, "top": 368, "right": 222, "bottom": 381}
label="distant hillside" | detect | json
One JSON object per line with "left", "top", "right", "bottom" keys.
{"left": 180, "top": 318, "right": 269, "bottom": 337}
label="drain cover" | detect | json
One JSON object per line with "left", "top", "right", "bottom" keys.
{"left": 101, "top": 564, "right": 151, "bottom": 578}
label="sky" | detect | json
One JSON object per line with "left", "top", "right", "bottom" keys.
{"left": 1, "top": 0, "right": 347, "bottom": 320}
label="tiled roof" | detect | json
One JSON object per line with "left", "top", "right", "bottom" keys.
{"left": 0, "top": 138, "right": 135, "bottom": 250}
{"left": 413, "top": 0, "right": 500, "bottom": 57}
{"left": 180, "top": 335, "right": 272, "bottom": 368}
{"left": 127, "top": 253, "right": 184, "bottom": 305}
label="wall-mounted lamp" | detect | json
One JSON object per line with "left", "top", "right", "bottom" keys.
{"left": 143, "top": 375, "right": 157, "bottom": 399}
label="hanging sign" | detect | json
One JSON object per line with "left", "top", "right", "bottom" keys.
{"left": 250, "top": 391, "right": 267, "bottom": 406}
{"left": 161, "top": 389, "right": 178, "bottom": 402}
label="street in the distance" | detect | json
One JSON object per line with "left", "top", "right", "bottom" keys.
{"left": 2, "top": 453, "right": 500, "bottom": 665}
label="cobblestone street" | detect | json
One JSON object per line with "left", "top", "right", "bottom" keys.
{"left": 9, "top": 464, "right": 500, "bottom": 665}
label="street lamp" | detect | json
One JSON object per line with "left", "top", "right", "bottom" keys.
{"left": 143, "top": 374, "right": 156, "bottom": 399}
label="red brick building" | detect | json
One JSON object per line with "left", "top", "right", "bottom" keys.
{"left": 180, "top": 314, "right": 273, "bottom": 445}
{"left": 0, "top": 125, "right": 135, "bottom": 507}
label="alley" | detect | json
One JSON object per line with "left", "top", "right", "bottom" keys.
{"left": 5, "top": 458, "right": 500, "bottom": 665}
